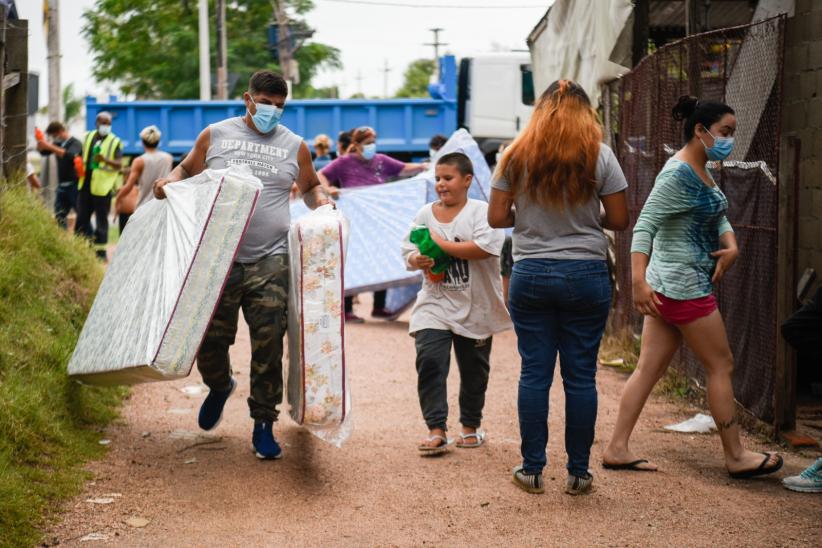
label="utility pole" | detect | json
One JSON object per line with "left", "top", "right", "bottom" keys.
{"left": 424, "top": 28, "right": 447, "bottom": 61}
{"left": 381, "top": 59, "right": 391, "bottom": 99}
{"left": 46, "top": 0, "right": 61, "bottom": 122}
{"left": 273, "top": 0, "right": 293, "bottom": 86}
{"left": 198, "top": 0, "right": 211, "bottom": 100}
{"left": 355, "top": 70, "right": 364, "bottom": 96}
{"left": 215, "top": 0, "right": 228, "bottom": 99}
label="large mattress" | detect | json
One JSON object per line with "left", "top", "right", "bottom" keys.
{"left": 67, "top": 167, "right": 262, "bottom": 385}
{"left": 287, "top": 205, "right": 352, "bottom": 446}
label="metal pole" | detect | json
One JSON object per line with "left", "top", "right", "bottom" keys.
{"left": 198, "top": 0, "right": 211, "bottom": 100}
{"left": 216, "top": 0, "right": 228, "bottom": 99}
{"left": 274, "top": 0, "right": 292, "bottom": 85}
{"left": 46, "top": 0, "right": 61, "bottom": 121}
{"left": 382, "top": 59, "right": 391, "bottom": 99}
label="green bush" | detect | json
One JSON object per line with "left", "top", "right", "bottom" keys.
{"left": 0, "top": 180, "right": 125, "bottom": 547}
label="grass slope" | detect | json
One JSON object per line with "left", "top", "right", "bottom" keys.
{"left": 0, "top": 182, "right": 125, "bottom": 547}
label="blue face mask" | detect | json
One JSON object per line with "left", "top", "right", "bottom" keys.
{"left": 362, "top": 143, "right": 377, "bottom": 160}
{"left": 700, "top": 129, "right": 734, "bottom": 161}
{"left": 249, "top": 97, "right": 284, "bottom": 133}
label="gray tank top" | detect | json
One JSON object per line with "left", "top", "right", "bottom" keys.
{"left": 206, "top": 117, "right": 302, "bottom": 262}
{"left": 137, "top": 150, "right": 173, "bottom": 207}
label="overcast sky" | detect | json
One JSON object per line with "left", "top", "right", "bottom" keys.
{"left": 20, "top": 0, "right": 551, "bottom": 107}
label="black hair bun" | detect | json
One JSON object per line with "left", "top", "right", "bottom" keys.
{"left": 672, "top": 95, "right": 698, "bottom": 121}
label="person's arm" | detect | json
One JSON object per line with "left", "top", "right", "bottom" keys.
{"left": 598, "top": 145, "right": 630, "bottom": 231}
{"left": 317, "top": 169, "right": 340, "bottom": 197}
{"left": 630, "top": 170, "right": 690, "bottom": 256}
{"left": 295, "top": 142, "right": 331, "bottom": 210}
{"left": 488, "top": 188, "right": 515, "bottom": 228}
{"left": 115, "top": 156, "right": 143, "bottom": 201}
{"left": 428, "top": 229, "right": 492, "bottom": 261}
{"left": 600, "top": 190, "right": 629, "bottom": 231}
{"left": 36, "top": 139, "right": 68, "bottom": 158}
{"left": 27, "top": 173, "right": 42, "bottom": 190}
{"left": 154, "top": 128, "right": 211, "bottom": 199}
{"left": 711, "top": 228, "right": 738, "bottom": 283}
{"left": 97, "top": 144, "right": 123, "bottom": 171}
{"left": 630, "top": 170, "right": 691, "bottom": 316}
{"left": 401, "top": 211, "right": 435, "bottom": 272}
{"left": 631, "top": 252, "right": 662, "bottom": 317}
{"left": 399, "top": 162, "right": 428, "bottom": 177}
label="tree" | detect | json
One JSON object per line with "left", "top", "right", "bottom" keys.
{"left": 394, "top": 59, "right": 436, "bottom": 98}
{"left": 62, "top": 84, "right": 83, "bottom": 125}
{"left": 38, "top": 84, "right": 83, "bottom": 125}
{"left": 82, "top": 0, "right": 341, "bottom": 99}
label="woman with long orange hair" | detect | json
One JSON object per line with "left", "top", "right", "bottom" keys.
{"left": 488, "top": 80, "right": 629, "bottom": 495}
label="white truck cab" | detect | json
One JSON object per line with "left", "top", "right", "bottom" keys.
{"left": 458, "top": 52, "right": 535, "bottom": 157}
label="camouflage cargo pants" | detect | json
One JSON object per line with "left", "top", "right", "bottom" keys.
{"left": 197, "top": 254, "right": 289, "bottom": 422}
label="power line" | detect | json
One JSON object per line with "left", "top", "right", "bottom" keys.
{"left": 319, "top": 0, "right": 544, "bottom": 8}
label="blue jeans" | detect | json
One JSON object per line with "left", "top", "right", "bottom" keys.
{"left": 509, "top": 259, "right": 611, "bottom": 477}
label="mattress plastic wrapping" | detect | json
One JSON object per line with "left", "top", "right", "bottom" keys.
{"left": 287, "top": 205, "right": 352, "bottom": 446}
{"left": 67, "top": 167, "right": 262, "bottom": 385}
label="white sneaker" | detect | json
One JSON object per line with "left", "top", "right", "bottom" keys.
{"left": 565, "top": 472, "right": 593, "bottom": 495}
{"left": 782, "top": 458, "right": 822, "bottom": 493}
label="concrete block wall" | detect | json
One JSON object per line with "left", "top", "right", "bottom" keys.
{"left": 782, "top": 1, "right": 822, "bottom": 284}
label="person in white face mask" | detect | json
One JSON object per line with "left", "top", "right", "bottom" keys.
{"left": 76, "top": 111, "right": 123, "bottom": 260}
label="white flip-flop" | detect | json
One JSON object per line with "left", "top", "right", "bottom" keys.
{"left": 417, "top": 434, "right": 452, "bottom": 456}
{"left": 456, "top": 431, "right": 486, "bottom": 448}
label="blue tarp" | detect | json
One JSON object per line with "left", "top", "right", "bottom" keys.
{"left": 290, "top": 129, "right": 493, "bottom": 312}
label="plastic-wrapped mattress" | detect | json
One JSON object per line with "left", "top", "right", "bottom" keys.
{"left": 67, "top": 167, "right": 262, "bottom": 385}
{"left": 287, "top": 205, "right": 352, "bottom": 446}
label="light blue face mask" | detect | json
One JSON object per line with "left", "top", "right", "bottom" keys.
{"left": 700, "top": 129, "right": 734, "bottom": 161}
{"left": 249, "top": 97, "right": 284, "bottom": 133}
{"left": 362, "top": 143, "right": 377, "bottom": 160}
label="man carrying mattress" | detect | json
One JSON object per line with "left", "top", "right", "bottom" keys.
{"left": 153, "top": 70, "right": 330, "bottom": 459}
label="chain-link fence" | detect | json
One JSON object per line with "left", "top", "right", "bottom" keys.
{"left": 603, "top": 16, "right": 786, "bottom": 423}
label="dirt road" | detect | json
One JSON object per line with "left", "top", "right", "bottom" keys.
{"left": 48, "top": 302, "right": 821, "bottom": 547}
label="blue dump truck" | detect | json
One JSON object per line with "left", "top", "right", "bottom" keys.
{"left": 86, "top": 54, "right": 534, "bottom": 162}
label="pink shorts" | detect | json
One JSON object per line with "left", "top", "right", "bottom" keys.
{"left": 655, "top": 292, "right": 717, "bottom": 325}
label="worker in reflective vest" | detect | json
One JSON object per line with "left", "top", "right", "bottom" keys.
{"left": 76, "top": 111, "right": 123, "bottom": 260}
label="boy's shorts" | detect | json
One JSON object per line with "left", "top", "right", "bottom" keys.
{"left": 500, "top": 235, "right": 513, "bottom": 278}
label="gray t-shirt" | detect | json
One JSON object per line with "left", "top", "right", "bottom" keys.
{"left": 491, "top": 143, "right": 628, "bottom": 262}
{"left": 206, "top": 118, "right": 302, "bottom": 262}
{"left": 401, "top": 199, "right": 512, "bottom": 339}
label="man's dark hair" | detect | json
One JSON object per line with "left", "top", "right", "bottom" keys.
{"left": 249, "top": 70, "right": 288, "bottom": 97}
{"left": 46, "top": 121, "right": 66, "bottom": 135}
{"left": 437, "top": 152, "right": 474, "bottom": 177}
{"left": 338, "top": 129, "right": 353, "bottom": 151}
{"left": 429, "top": 134, "right": 447, "bottom": 150}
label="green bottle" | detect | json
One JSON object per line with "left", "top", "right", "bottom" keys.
{"left": 91, "top": 142, "right": 102, "bottom": 170}
{"left": 409, "top": 225, "right": 451, "bottom": 282}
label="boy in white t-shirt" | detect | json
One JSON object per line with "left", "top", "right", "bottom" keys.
{"left": 402, "top": 152, "right": 512, "bottom": 455}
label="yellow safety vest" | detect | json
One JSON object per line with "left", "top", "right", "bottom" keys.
{"left": 80, "top": 131, "right": 122, "bottom": 196}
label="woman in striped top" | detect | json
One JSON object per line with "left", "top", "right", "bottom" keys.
{"left": 603, "top": 96, "right": 783, "bottom": 480}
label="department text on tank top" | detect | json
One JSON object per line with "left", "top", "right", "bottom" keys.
{"left": 206, "top": 118, "right": 302, "bottom": 263}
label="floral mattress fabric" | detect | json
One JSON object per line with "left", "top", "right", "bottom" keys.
{"left": 287, "top": 205, "right": 352, "bottom": 446}
{"left": 67, "top": 167, "right": 262, "bottom": 385}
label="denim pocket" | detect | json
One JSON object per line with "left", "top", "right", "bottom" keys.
{"left": 562, "top": 265, "right": 611, "bottom": 307}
